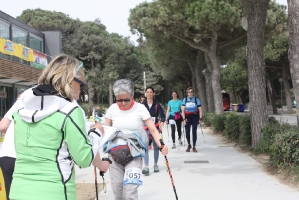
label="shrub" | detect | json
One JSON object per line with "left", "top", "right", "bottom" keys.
{"left": 203, "top": 112, "right": 216, "bottom": 127}
{"left": 212, "top": 113, "right": 227, "bottom": 132}
{"left": 224, "top": 113, "right": 240, "bottom": 141}
{"left": 268, "top": 116, "right": 279, "bottom": 125}
{"left": 78, "top": 103, "right": 89, "bottom": 116}
{"left": 270, "top": 126, "right": 299, "bottom": 167}
{"left": 256, "top": 117, "right": 281, "bottom": 153}
{"left": 238, "top": 114, "right": 251, "bottom": 146}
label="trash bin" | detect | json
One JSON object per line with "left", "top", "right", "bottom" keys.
{"left": 232, "top": 104, "right": 239, "bottom": 112}
{"left": 238, "top": 104, "right": 245, "bottom": 112}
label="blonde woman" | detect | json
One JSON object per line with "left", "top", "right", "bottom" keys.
{"left": 7, "top": 54, "right": 110, "bottom": 200}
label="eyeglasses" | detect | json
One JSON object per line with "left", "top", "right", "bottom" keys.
{"left": 76, "top": 61, "right": 83, "bottom": 71}
{"left": 188, "top": 91, "right": 194, "bottom": 93}
{"left": 74, "top": 78, "right": 87, "bottom": 94}
{"left": 116, "top": 98, "right": 131, "bottom": 103}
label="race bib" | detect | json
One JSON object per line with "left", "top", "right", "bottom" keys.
{"left": 124, "top": 168, "right": 143, "bottom": 186}
{"left": 186, "top": 102, "right": 196, "bottom": 109}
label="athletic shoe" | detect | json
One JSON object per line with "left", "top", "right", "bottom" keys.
{"left": 186, "top": 144, "right": 191, "bottom": 152}
{"left": 192, "top": 147, "right": 198, "bottom": 153}
{"left": 142, "top": 167, "right": 150, "bottom": 176}
{"left": 154, "top": 164, "right": 159, "bottom": 172}
{"left": 172, "top": 144, "right": 176, "bottom": 149}
{"left": 179, "top": 139, "right": 183, "bottom": 145}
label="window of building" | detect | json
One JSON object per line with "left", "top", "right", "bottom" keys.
{"left": 0, "top": 19, "right": 10, "bottom": 39}
{"left": 12, "top": 26, "right": 28, "bottom": 46}
{"left": 30, "top": 34, "right": 43, "bottom": 52}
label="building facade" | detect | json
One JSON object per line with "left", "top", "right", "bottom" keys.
{"left": 0, "top": 10, "right": 61, "bottom": 118}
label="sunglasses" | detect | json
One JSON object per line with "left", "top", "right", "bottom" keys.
{"left": 116, "top": 98, "right": 131, "bottom": 103}
{"left": 76, "top": 61, "right": 83, "bottom": 71}
{"left": 74, "top": 78, "right": 87, "bottom": 94}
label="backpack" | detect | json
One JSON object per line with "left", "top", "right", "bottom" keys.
{"left": 184, "top": 96, "right": 198, "bottom": 105}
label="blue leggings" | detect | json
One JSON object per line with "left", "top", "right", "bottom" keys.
{"left": 144, "top": 131, "right": 159, "bottom": 166}
{"left": 185, "top": 113, "right": 199, "bottom": 146}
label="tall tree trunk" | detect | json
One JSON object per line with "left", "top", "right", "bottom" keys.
{"left": 242, "top": 0, "right": 269, "bottom": 149}
{"left": 192, "top": 74, "right": 196, "bottom": 95}
{"left": 266, "top": 79, "right": 271, "bottom": 105}
{"left": 288, "top": 0, "right": 299, "bottom": 116}
{"left": 203, "top": 52, "right": 215, "bottom": 112}
{"left": 195, "top": 51, "right": 208, "bottom": 113}
{"left": 207, "top": 38, "right": 223, "bottom": 114}
{"left": 282, "top": 60, "right": 292, "bottom": 113}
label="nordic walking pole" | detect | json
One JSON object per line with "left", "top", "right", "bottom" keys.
{"left": 94, "top": 167, "right": 99, "bottom": 200}
{"left": 159, "top": 139, "right": 178, "bottom": 200}
{"left": 99, "top": 158, "right": 113, "bottom": 193}
{"left": 199, "top": 122, "right": 206, "bottom": 143}
{"left": 182, "top": 121, "right": 185, "bottom": 147}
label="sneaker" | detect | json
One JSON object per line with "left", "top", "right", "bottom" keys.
{"left": 142, "top": 167, "right": 150, "bottom": 176}
{"left": 192, "top": 147, "right": 198, "bottom": 153}
{"left": 172, "top": 144, "right": 176, "bottom": 149}
{"left": 154, "top": 164, "right": 159, "bottom": 172}
{"left": 186, "top": 144, "right": 191, "bottom": 152}
{"left": 179, "top": 139, "right": 183, "bottom": 146}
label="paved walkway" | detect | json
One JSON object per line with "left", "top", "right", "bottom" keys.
{"left": 75, "top": 125, "right": 299, "bottom": 200}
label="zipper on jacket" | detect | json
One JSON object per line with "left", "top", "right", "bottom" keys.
{"left": 26, "top": 124, "right": 31, "bottom": 146}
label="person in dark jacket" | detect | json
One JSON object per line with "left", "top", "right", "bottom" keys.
{"left": 142, "top": 86, "right": 166, "bottom": 176}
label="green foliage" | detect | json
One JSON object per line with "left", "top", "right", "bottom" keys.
{"left": 270, "top": 126, "right": 299, "bottom": 167}
{"left": 17, "top": 8, "right": 79, "bottom": 37}
{"left": 78, "top": 103, "right": 89, "bottom": 117}
{"left": 203, "top": 112, "right": 216, "bottom": 127}
{"left": 224, "top": 113, "right": 240, "bottom": 141}
{"left": 211, "top": 113, "right": 227, "bottom": 132}
{"left": 257, "top": 117, "right": 281, "bottom": 153}
{"left": 291, "top": 166, "right": 299, "bottom": 182}
{"left": 238, "top": 114, "right": 251, "bottom": 146}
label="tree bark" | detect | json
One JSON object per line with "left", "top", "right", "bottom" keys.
{"left": 173, "top": 34, "right": 223, "bottom": 114}
{"left": 203, "top": 52, "right": 215, "bottom": 112}
{"left": 282, "top": 60, "right": 292, "bottom": 113}
{"left": 288, "top": 0, "right": 299, "bottom": 115}
{"left": 195, "top": 50, "right": 208, "bottom": 113}
{"left": 207, "top": 38, "right": 223, "bottom": 114}
{"left": 192, "top": 74, "right": 196, "bottom": 95}
{"left": 186, "top": 52, "right": 208, "bottom": 113}
{"left": 242, "top": 0, "right": 269, "bottom": 149}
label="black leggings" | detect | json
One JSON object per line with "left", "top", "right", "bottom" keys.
{"left": 171, "top": 119, "right": 182, "bottom": 143}
{"left": 0, "top": 156, "right": 16, "bottom": 199}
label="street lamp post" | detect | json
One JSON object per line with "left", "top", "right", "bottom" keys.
{"left": 279, "top": 78, "right": 283, "bottom": 115}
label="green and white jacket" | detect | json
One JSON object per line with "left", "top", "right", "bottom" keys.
{"left": 9, "top": 85, "right": 102, "bottom": 200}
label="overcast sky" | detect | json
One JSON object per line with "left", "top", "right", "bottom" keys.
{"left": 0, "top": 0, "right": 287, "bottom": 44}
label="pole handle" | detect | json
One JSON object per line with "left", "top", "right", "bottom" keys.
{"left": 159, "top": 139, "right": 165, "bottom": 151}
{"left": 100, "top": 158, "right": 112, "bottom": 176}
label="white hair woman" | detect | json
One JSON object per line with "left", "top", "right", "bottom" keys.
{"left": 1, "top": 54, "right": 110, "bottom": 200}
{"left": 104, "top": 79, "right": 168, "bottom": 200}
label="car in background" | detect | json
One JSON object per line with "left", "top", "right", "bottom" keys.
{"left": 292, "top": 99, "right": 296, "bottom": 108}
